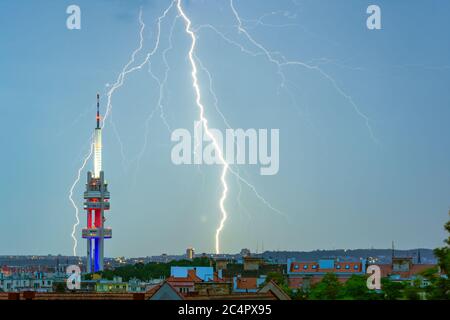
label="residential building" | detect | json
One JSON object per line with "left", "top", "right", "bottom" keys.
{"left": 287, "top": 258, "right": 367, "bottom": 290}
{"left": 95, "top": 276, "right": 128, "bottom": 293}
{"left": 0, "top": 272, "right": 53, "bottom": 292}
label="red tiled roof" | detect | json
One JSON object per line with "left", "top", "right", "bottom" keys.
{"left": 213, "top": 271, "right": 225, "bottom": 282}
{"left": 166, "top": 269, "right": 203, "bottom": 283}
{"left": 236, "top": 277, "right": 258, "bottom": 290}
{"left": 290, "top": 261, "right": 362, "bottom": 273}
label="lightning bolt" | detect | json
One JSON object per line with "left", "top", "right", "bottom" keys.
{"left": 178, "top": 0, "right": 287, "bottom": 254}
{"left": 241, "top": 10, "right": 299, "bottom": 30}
{"left": 195, "top": 55, "right": 286, "bottom": 221}
{"left": 177, "top": 0, "right": 230, "bottom": 254}
{"left": 69, "top": 142, "right": 93, "bottom": 256}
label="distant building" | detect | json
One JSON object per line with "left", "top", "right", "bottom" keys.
{"left": 95, "top": 276, "right": 128, "bottom": 293}
{"left": 128, "top": 278, "right": 151, "bottom": 293}
{"left": 0, "top": 272, "right": 53, "bottom": 292}
{"left": 167, "top": 266, "right": 225, "bottom": 294}
{"left": 287, "top": 258, "right": 367, "bottom": 290}
{"left": 215, "top": 256, "right": 285, "bottom": 280}
{"left": 233, "top": 275, "right": 266, "bottom": 293}
{"left": 243, "top": 256, "right": 265, "bottom": 271}
{"left": 0, "top": 276, "right": 290, "bottom": 300}
{"left": 194, "top": 281, "right": 231, "bottom": 296}
{"left": 240, "top": 248, "right": 251, "bottom": 257}
{"left": 147, "top": 280, "right": 290, "bottom": 300}
{"left": 186, "top": 247, "right": 195, "bottom": 260}
{"left": 377, "top": 257, "right": 437, "bottom": 285}
{"left": 213, "top": 256, "right": 286, "bottom": 296}
{"left": 215, "top": 258, "right": 233, "bottom": 274}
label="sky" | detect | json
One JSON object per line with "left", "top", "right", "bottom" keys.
{"left": 0, "top": 0, "right": 449, "bottom": 257}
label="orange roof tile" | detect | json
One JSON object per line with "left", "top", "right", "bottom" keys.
{"left": 236, "top": 277, "right": 258, "bottom": 290}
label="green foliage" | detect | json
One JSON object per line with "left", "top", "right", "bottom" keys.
{"left": 264, "top": 272, "right": 287, "bottom": 287}
{"left": 425, "top": 277, "right": 450, "bottom": 300}
{"left": 419, "top": 266, "right": 450, "bottom": 299}
{"left": 262, "top": 272, "right": 302, "bottom": 299}
{"left": 403, "top": 284, "right": 420, "bottom": 300}
{"left": 341, "top": 274, "right": 381, "bottom": 300}
{"left": 419, "top": 212, "right": 450, "bottom": 300}
{"left": 381, "top": 278, "right": 405, "bottom": 300}
{"left": 434, "top": 212, "right": 450, "bottom": 276}
{"left": 290, "top": 289, "right": 310, "bottom": 300}
{"left": 54, "top": 281, "right": 66, "bottom": 293}
{"left": 309, "top": 273, "right": 343, "bottom": 300}
{"left": 93, "top": 257, "right": 211, "bottom": 282}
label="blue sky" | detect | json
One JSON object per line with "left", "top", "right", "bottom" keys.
{"left": 0, "top": 0, "right": 449, "bottom": 257}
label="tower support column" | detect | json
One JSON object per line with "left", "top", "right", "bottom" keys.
{"left": 87, "top": 239, "right": 92, "bottom": 273}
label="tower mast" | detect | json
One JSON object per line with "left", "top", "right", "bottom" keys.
{"left": 82, "top": 94, "right": 112, "bottom": 273}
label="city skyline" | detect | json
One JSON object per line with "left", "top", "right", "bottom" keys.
{"left": 1, "top": 0, "right": 449, "bottom": 257}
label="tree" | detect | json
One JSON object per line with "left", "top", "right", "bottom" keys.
{"left": 434, "top": 211, "right": 450, "bottom": 275}
{"left": 426, "top": 277, "right": 450, "bottom": 300}
{"left": 381, "top": 278, "right": 405, "bottom": 300}
{"left": 264, "top": 272, "right": 287, "bottom": 287}
{"left": 97, "top": 257, "right": 212, "bottom": 282}
{"left": 54, "top": 281, "right": 67, "bottom": 293}
{"left": 262, "top": 272, "right": 300, "bottom": 299}
{"left": 419, "top": 212, "right": 450, "bottom": 300}
{"left": 309, "top": 273, "right": 343, "bottom": 300}
{"left": 341, "top": 275, "right": 381, "bottom": 300}
{"left": 403, "top": 283, "right": 420, "bottom": 300}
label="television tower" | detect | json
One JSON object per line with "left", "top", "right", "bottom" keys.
{"left": 82, "top": 93, "right": 112, "bottom": 273}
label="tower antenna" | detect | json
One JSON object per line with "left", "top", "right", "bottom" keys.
{"left": 96, "top": 93, "right": 100, "bottom": 129}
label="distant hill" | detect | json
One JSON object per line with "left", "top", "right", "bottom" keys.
{"left": 262, "top": 248, "right": 436, "bottom": 264}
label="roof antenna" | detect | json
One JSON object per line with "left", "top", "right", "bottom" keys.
{"left": 391, "top": 240, "right": 395, "bottom": 261}
{"left": 96, "top": 93, "right": 100, "bottom": 129}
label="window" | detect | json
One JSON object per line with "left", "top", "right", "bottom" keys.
{"left": 336, "top": 265, "right": 341, "bottom": 269}
{"left": 303, "top": 265, "right": 308, "bottom": 270}
{"left": 345, "top": 265, "right": 350, "bottom": 269}
{"left": 312, "top": 265, "right": 317, "bottom": 269}
{"left": 294, "top": 264, "right": 299, "bottom": 270}
{"left": 354, "top": 265, "right": 359, "bottom": 270}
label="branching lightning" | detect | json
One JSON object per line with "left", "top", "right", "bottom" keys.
{"left": 69, "top": 0, "right": 374, "bottom": 256}
{"left": 229, "top": 0, "right": 378, "bottom": 144}
{"left": 69, "top": 4, "right": 175, "bottom": 256}
{"left": 69, "top": 142, "right": 93, "bottom": 256}
{"left": 133, "top": 11, "right": 179, "bottom": 186}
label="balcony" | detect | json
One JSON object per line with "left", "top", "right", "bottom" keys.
{"left": 82, "top": 228, "right": 112, "bottom": 239}
{"left": 83, "top": 201, "right": 110, "bottom": 210}
{"left": 84, "top": 191, "right": 110, "bottom": 199}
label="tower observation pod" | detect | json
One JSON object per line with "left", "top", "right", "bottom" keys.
{"left": 82, "top": 94, "right": 112, "bottom": 273}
